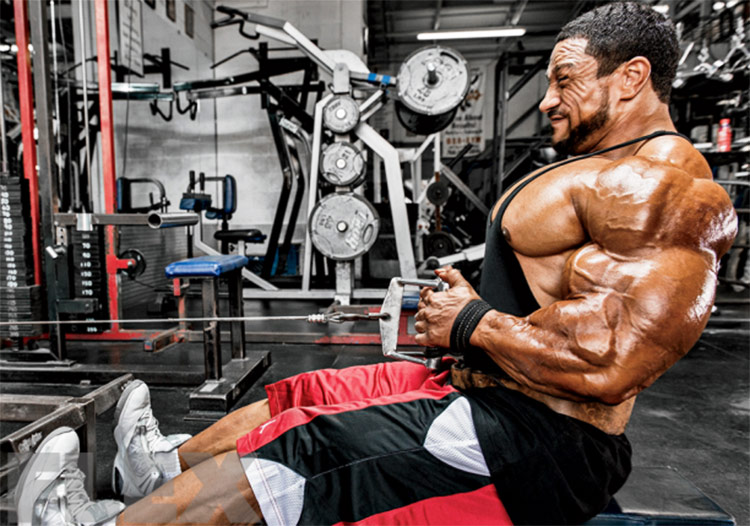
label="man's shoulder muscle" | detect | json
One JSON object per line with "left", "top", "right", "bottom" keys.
{"left": 572, "top": 152, "right": 736, "bottom": 259}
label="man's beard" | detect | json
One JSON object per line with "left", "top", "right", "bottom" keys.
{"left": 552, "top": 90, "right": 610, "bottom": 156}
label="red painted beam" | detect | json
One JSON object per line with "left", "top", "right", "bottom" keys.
{"left": 13, "top": 0, "right": 42, "bottom": 285}
{"left": 93, "top": 0, "right": 121, "bottom": 329}
{"left": 93, "top": 0, "right": 117, "bottom": 214}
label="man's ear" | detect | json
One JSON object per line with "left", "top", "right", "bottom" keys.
{"left": 617, "top": 56, "right": 652, "bottom": 100}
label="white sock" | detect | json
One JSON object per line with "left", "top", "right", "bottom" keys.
{"left": 154, "top": 449, "right": 181, "bottom": 481}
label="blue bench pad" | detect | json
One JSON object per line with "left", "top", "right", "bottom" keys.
{"left": 165, "top": 255, "right": 249, "bottom": 278}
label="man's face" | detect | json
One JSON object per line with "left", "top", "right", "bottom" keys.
{"left": 539, "top": 38, "right": 612, "bottom": 155}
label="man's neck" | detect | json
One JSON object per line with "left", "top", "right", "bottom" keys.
{"left": 584, "top": 99, "right": 675, "bottom": 160}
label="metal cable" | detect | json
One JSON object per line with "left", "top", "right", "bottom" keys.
{"left": 0, "top": 311, "right": 386, "bottom": 327}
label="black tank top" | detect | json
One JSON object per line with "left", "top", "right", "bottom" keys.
{"left": 468, "top": 130, "right": 686, "bottom": 373}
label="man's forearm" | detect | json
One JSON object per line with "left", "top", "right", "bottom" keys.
{"left": 468, "top": 299, "right": 677, "bottom": 405}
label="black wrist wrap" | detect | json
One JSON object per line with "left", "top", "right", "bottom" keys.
{"left": 450, "top": 299, "right": 493, "bottom": 353}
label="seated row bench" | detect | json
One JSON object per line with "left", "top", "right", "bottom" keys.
{"left": 587, "top": 466, "right": 734, "bottom": 525}
{"left": 165, "top": 254, "right": 270, "bottom": 420}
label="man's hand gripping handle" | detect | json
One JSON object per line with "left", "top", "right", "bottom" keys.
{"left": 379, "top": 278, "right": 449, "bottom": 370}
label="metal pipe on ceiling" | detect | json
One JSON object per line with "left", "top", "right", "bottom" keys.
{"left": 507, "top": 0, "right": 530, "bottom": 25}
{"left": 386, "top": 6, "right": 511, "bottom": 20}
{"left": 432, "top": 0, "right": 443, "bottom": 31}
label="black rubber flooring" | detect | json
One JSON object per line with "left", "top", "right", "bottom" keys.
{"left": 1, "top": 321, "right": 748, "bottom": 524}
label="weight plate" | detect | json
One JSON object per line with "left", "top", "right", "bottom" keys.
{"left": 0, "top": 285, "right": 41, "bottom": 305}
{"left": 424, "top": 231, "right": 457, "bottom": 258}
{"left": 1, "top": 254, "right": 33, "bottom": 264}
{"left": 0, "top": 242, "right": 29, "bottom": 252}
{"left": 73, "top": 262, "right": 104, "bottom": 272}
{"left": 0, "top": 327, "right": 44, "bottom": 337}
{"left": 1, "top": 280, "right": 34, "bottom": 288}
{"left": 0, "top": 261, "right": 35, "bottom": 271}
{"left": 1, "top": 232, "right": 29, "bottom": 242}
{"left": 73, "top": 278, "right": 106, "bottom": 289}
{"left": 309, "top": 192, "right": 380, "bottom": 260}
{"left": 397, "top": 46, "right": 469, "bottom": 116}
{"left": 0, "top": 265, "right": 34, "bottom": 275}
{"left": 0, "top": 304, "right": 43, "bottom": 313}
{"left": 426, "top": 180, "right": 452, "bottom": 206}
{"left": 0, "top": 218, "right": 30, "bottom": 227}
{"left": 0, "top": 249, "right": 31, "bottom": 257}
{"left": 74, "top": 269, "right": 104, "bottom": 279}
{"left": 72, "top": 251, "right": 103, "bottom": 260}
{"left": 0, "top": 310, "right": 44, "bottom": 321}
{"left": 323, "top": 95, "right": 360, "bottom": 134}
{"left": 0, "top": 249, "right": 33, "bottom": 258}
{"left": 321, "top": 142, "right": 366, "bottom": 187}
{"left": 72, "top": 231, "right": 99, "bottom": 238}
{"left": 72, "top": 253, "right": 103, "bottom": 261}
{"left": 0, "top": 316, "right": 44, "bottom": 325}
{"left": 395, "top": 100, "right": 458, "bottom": 135}
{"left": 0, "top": 213, "right": 27, "bottom": 221}
{"left": 0, "top": 304, "right": 40, "bottom": 312}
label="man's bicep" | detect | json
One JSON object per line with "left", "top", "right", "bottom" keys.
{"left": 558, "top": 243, "right": 717, "bottom": 374}
{"left": 475, "top": 243, "right": 717, "bottom": 403}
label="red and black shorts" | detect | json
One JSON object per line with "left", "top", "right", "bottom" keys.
{"left": 235, "top": 361, "right": 513, "bottom": 525}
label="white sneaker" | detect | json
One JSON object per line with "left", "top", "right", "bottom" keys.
{"left": 112, "top": 380, "right": 191, "bottom": 501}
{"left": 14, "top": 426, "right": 125, "bottom": 526}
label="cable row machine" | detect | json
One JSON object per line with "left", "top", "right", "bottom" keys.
{"left": 193, "top": 6, "right": 472, "bottom": 307}
{"left": 1, "top": 1, "right": 470, "bottom": 396}
{"left": 0, "top": 0, "right": 474, "bottom": 408}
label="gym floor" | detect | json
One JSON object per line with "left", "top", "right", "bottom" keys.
{"left": 1, "top": 295, "right": 748, "bottom": 525}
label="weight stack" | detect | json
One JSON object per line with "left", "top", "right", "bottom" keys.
{"left": 0, "top": 173, "right": 44, "bottom": 339}
{"left": 67, "top": 229, "right": 110, "bottom": 333}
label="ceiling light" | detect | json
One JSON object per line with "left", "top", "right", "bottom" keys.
{"left": 652, "top": 4, "right": 669, "bottom": 14}
{"left": 416, "top": 27, "right": 526, "bottom": 41}
{"left": 713, "top": 1, "right": 726, "bottom": 10}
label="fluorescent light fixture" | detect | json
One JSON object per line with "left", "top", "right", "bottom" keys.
{"left": 652, "top": 4, "right": 669, "bottom": 14}
{"left": 417, "top": 27, "right": 526, "bottom": 40}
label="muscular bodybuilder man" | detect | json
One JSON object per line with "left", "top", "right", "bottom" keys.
{"left": 16, "top": 3, "right": 737, "bottom": 526}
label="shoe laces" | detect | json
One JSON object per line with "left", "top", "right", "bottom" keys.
{"left": 59, "top": 467, "right": 91, "bottom": 519}
{"left": 138, "top": 406, "right": 167, "bottom": 452}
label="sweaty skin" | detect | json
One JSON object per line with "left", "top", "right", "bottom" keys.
{"left": 118, "top": 37, "right": 737, "bottom": 526}
{"left": 415, "top": 38, "right": 738, "bottom": 435}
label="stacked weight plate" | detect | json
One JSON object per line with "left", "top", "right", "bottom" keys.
{"left": 68, "top": 229, "right": 109, "bottom": 333}
{"left": 0, "top": 174, "right": 43, "bottom": 339}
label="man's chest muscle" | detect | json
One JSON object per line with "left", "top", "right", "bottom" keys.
{"left": 500, "top": 177, "right": 587, "bottom": 258}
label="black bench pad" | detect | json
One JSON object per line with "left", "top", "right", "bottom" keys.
{"left": 585, "top": 466, "right": 734, "bottom": 525}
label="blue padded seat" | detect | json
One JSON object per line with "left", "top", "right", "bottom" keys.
{"left": 165, "top": 255, "right": 249, "bottom": 278}
{"left": 585, "top": 467, "right": 734, "bottom": 526}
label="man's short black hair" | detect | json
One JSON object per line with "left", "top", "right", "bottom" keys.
{"left": 556, "top": 2, "right": 679, "bottom": 103}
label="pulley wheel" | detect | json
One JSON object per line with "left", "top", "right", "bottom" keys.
{"left": 118, "top": 248, "right": 147, "bottom": 279}
{"left": 397, "top": 46, "right": 469, "bottom": 116}
{"left": 424, "top": 231, "right": 456, "bottom": 258}
{"left": 309, "top": 193, "right": 380, "bottom": 260}
{"left": 321, "top": 142, "right": 366, "bottom": 187}
{"left": 395, "top": 100, "right": 458, "bottom": 135}
{"left": 323, "top": 95, "right": 360, "bottom": 134}
{"left": 426, "top": 180, "right": 451, "bottom": 206}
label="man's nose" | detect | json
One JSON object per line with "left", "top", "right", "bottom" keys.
{"left": 539, "top": 86, "right": 560, "bottom": 114}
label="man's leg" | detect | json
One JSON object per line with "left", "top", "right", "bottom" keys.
{"left": 176, "top": 399, "right": 270, "bottom": 471}
{"left": 118, "top": 451, "right": 262, "bottom": 526}
{"left": 177, "top": 360, "right": 445, "bottom": 470}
